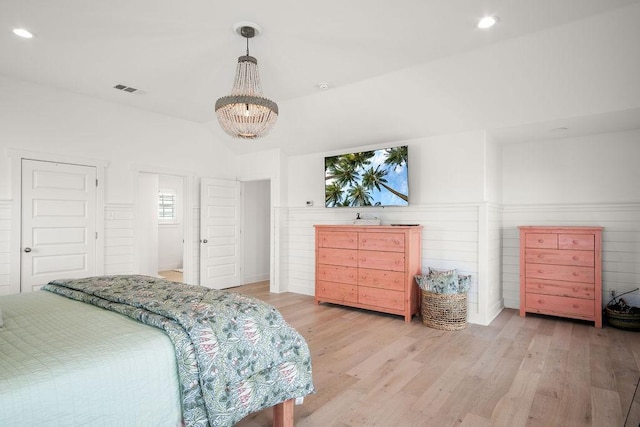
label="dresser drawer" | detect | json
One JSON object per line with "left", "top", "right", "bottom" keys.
{"left": 318, "top": 231, "right": 358, "bottom": 249}
{"left": 359, "top": 232, "right": 405, "bottom": 252}
{"left": 525, "top": 278, "right": 594, "bottom": 299}
{"left": 358, "top": 268, "right": 405, "bottom": 291}
{"left": 525, "top": 248, "right": 594, "bottom": 267}
{"left": 558, "top": 234, "right": 594, "bottom": 250}
{"left": 525, "top": 294, "right": 595, "bottom": 319}
{"left": 318, "top": 247, "right": 358, "bottom": 267}
{"left": 317, "top": 265, "right": 357, "bottom": 284}
{"left": 358, "top": 287, "right": 404, "bottom": 311}
{"left": 358, "top": 250, "right": 405, "bottom": 272}
{"left": 316, "top": 281, "right": 357, "bottom": 303}
{"left": 525, "top": 233, "right": 558, "bottom": 249}
{"left": 525, "top": 263, "right": 594, "bottom": 283}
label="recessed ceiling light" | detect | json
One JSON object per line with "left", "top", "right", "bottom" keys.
{"left": 13, "top": 28, "right": 35, "bottom": 39}
{"left": 478, "top": 16, "right": 499, "bottom": 29}
{"left": 318, "top": 82, "right": 330, "bottom": 90}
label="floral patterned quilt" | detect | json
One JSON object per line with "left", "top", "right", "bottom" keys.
{"left": 42, "top": 275, "right": 314, "bottom": 427}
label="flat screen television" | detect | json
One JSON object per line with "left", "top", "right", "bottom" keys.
{"left": 325, "top": 145, "right": 409, "bottom": 207}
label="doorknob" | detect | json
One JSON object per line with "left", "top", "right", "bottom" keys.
{"left": 24, "top": 247, "right": 32, "bottom": 253}
{"left": 201, "top": 239, "right": 208, "bottom": 244}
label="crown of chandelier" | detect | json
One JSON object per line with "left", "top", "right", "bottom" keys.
{"left": 215, "top": 24, "right": 278, "bottom": 139}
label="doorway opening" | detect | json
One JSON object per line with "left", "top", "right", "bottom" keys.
{"left": 136, "top": 172, "right": 187, "bottom": 283}
{"left": 241, "top": 179, "right": 271, "bottom": 286}
{"left": 157, "top": 175, "right": 185, "bottom": 282}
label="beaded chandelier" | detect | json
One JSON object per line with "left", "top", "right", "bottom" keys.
{"left": 215, "top": 25, "right": 278, "bottom": 139}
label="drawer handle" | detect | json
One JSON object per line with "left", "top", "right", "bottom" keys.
{"left": 573, "top": 304, "right": 580, "bottom": 308}
{"left": 573, "top": 240, "right": 579, "bottom": 244}
{"left": 538, "top": 239, "right": 544, "bottom": 243}
{"left": 538, "top": 299, "right": 545, "bottom": 304}
{"left": 538, "top": 254, "right": 544, "bottom": 258}
{"left": 572, "top": 272, "right": 579, "bottom": 276}
{"left": 573, "top": 256, "right": 579, "bottom": 260}
{"left": 538, "top": 270, "right": 544, "bottom": 274}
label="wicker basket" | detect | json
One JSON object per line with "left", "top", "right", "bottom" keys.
{"left": 421, "top": 290, "right": 467, "bottom": 331}
{"left": 605, "top": 305, "right": 640, "bottom": 331}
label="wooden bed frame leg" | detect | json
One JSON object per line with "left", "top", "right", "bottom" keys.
{"left": 273, "top": 398, "right": 294, "bottom": 427}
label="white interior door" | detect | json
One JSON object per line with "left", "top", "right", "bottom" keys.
{"left": 21, "top": 160, "right": 97, "bottom": 292}
{"left": 199, "top": 178, "right": 240, "bottom": 289}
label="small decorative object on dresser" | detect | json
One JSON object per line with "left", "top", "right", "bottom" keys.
{"left": 314, "top": 224, "right": 422, "bottom": 322}
{"left": 519, "top": 226, "right": 603, "bottom": 328}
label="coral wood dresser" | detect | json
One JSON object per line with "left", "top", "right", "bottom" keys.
{"left": 519, "top": 226, "right": 603, "bottom": 328}
{"left": 314, "top": 225, "right": 422, "bottom": 322}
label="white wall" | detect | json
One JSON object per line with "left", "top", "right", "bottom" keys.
{"left": 0, "top": 75, "right": 237, "bottom": 291}
{"left": 2, "top": 73, "right": 638, "bottom": 322}
{"left": 287, "top": 131, "right": 488, "bottom": 207}
{"left": 501, "top": 129, "right": 640, "bottom": 308}
{"left": 478, "top": 133, "right": 504, "bottom": 324}
{"left": 280, "top": 131, "right": 503, "bottom": 325}
{"left": 0, "top": 76, "right": 236, "bottom": 201}
{"left": 502, "top": 130, "right": 640, "bottom": 204}
{"left": 483, "top": 134, "right": 502, "bottom": 204}
{"left": 242, "top": 180, "right": 270, "bottom": 284}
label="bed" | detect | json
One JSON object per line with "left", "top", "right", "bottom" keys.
{"left": 0, "top": 275, "right": 314, "bottom": 426}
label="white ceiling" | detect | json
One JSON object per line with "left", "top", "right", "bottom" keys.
{"left": 2, "top": 0, "right": 640, "bottom": 156}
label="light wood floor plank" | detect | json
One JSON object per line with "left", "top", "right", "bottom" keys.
{"left": 491, "top": 369, "right": 540, "bottom": 426}
{"left": 592, "top": 386, "right": 623, "bottom": 426}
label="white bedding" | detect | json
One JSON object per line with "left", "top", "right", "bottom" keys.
{"left": 0, "top": 291, "right": 183, "bottom": 426}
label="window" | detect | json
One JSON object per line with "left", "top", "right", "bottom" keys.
{"left": 158, "top": 190, "right": 176, "bottom": 223}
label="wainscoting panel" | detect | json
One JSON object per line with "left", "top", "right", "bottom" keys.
{"left": 278, "top": 204, "right": 487, "bottom": 323}
{"left": 484, "top": 204, "right": 504, "bottom": 325}
{"left": 502, "top": 203, "right": 640, "bottom": 309}
{"left": 0, "top": 200, "right": 10, "bottom": 295}
{"left": 104, "top": 204, "right": 135, "bottom": 275}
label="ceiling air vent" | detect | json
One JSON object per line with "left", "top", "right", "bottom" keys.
{"left": 113, "top": 84, "right": 142, "bottom": 94}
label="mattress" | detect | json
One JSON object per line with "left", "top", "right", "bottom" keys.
{"left": 0, "top": 291, "right": 183, "bottom": 426}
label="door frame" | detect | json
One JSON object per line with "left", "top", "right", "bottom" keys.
{"left": 8, "top": 149, "right": 107, "bottom": 294}
{"left": 132, "top": 164, "right": 194, "bottom": 285}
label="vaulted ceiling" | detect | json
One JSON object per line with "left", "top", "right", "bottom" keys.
{"left": 2, "top": 0, "right": 640, "bottom": 155}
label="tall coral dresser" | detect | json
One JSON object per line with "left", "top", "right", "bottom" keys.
{"left": 519, "top": 226, "right": 603, "bottom": 328}
{"left": 314, "top": 225, "right": 422, "bottom": 322}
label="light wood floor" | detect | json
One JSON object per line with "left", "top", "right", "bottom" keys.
{"left": 158, "top": 270, "right": 183, "bottom": 283}
{"left": 231, "top": 281, "right": 640, "bottom": 427}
